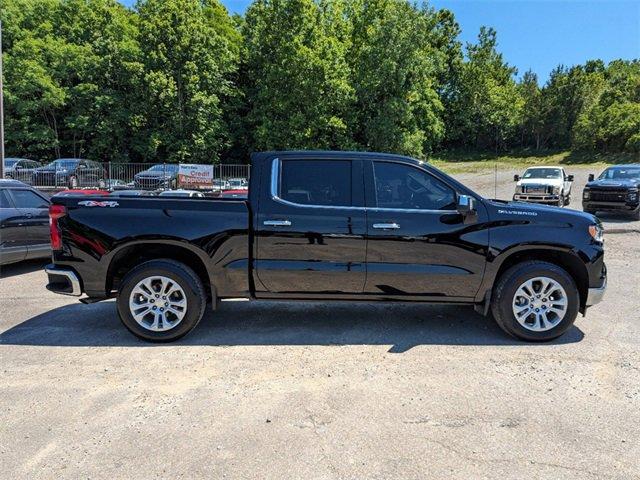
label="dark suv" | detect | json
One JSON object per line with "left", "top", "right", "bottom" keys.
{"left": 32, "top": 159, "right": 106, "bottom": 189}
{"left": 583, "top": 165, "right": 640, "bottom": 219}
{"left": 0, "top": 179, "right": 51, "bottom": 265}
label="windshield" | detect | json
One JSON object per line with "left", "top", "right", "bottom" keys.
{"left": 523, "top": 168, "right": 562, "bottom": 179}
{"left": 146, "top": 164, "right": 178, "bottom": 173}
{"left": 598, "top": 167, "right": 640, "bottom": 180}
{"left": 46, "top": 160, "right": 79, "bottom": 169}
{"left": 228, "top": 180, "right": 243, "bottom": 186}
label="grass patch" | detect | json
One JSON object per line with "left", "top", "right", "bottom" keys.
{"left": 428, "top": 150, "right": 640, "bottom": 174}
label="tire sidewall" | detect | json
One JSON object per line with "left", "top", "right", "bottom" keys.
{"left": 495, "top": 264, "right": 579, "bottom": 341}
{"left": 117, "top": 261, "right": 205, "bottom": 342}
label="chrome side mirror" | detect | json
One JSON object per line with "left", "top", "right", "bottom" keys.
{"left": 457, "top": 194, "right": 476, "bottom": 215}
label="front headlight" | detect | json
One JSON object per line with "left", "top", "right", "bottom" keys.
{"left": 629, "top": 191, "right": 638, "bottom": 201}
{"left": 589, "top": 224, "right": 604, "bottom": 243}
{"left": 552, "top": 186, "right": 560, "bottom": 195}
{"left": 583, "top": 190, "right": 590, "bottom": 200}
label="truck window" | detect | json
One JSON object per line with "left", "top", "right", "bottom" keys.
{"left": 0, "top": 190, "right": 12, "bottom": 208}
{"left": 373, "top": 161, "right": 456, "bottom": 210}
{"left": 281, "top": 160, "right": 352, "bottom": 206}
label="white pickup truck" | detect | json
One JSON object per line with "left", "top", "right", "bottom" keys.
{"left": 513, "top": 166, "right": 574, "bottom": 207}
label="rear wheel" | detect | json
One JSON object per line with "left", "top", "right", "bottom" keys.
{"left": 117, "top": 259, "right": 207, "bottom": 342}
{"left": 491, "top": 261, "right": 579, "bottom": 341}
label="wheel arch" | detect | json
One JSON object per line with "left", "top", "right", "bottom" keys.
{"left": 105, "top": 240, "right": 217, "bottom": 306}
{"left": 481, "top": 246, "right": 590, "bottom": 312}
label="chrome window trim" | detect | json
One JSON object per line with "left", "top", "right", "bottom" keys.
{"left": 269, "top": 157, "right": 459, "bottom": 214}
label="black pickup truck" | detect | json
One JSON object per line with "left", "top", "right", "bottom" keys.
{"left": 582, "top": 164, "right": 640, "bottom": 219}
{"left": 45, "top": 151, "right": 607, "bottom": 342}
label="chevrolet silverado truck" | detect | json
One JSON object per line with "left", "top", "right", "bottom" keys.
{"left": 45, "top": 151, "right": 607, "bottom": 342}
{"left": 583, "top": 164, "right": 640, "bottom": 220}
{"left": 513, "top": 166, "right": 573, "bottom": 207}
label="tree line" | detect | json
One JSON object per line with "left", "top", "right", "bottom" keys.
{"left": 2, "top": 0, "right": 639, "bottom": 164}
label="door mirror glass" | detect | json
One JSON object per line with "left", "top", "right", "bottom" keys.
{"left": 588, "top": 174, "right": 595, "bottom": 182}
{"left": 456, "top": 194, "right": 476, "bottom": 216}
{"left": 513, "top": 174, "right": 520, "bottom": 181}
{"left": 567, "top": 174, "right": 574, "bottom": 181}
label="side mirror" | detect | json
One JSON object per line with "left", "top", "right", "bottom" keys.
{"left": 588, "top": 174, "right": 595, "bottom": 182}
{"left": 513, "top": 174, "right": 520, "bottom": 182}
{"left": 457, "top": 194, "right": 476, "bottom": 216}
{"left": 567, "top": 175, "right": 574, "bottom": 182}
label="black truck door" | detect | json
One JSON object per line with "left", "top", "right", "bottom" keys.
{"left": 255, "top": 156, "right": 367, "bottom": 296}
{"left": 363, "top": 160, "right": 489, "bottom": 300}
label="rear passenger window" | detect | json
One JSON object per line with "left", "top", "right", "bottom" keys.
{"left": 280, "top": 160, "right": 351, "bottom": 206}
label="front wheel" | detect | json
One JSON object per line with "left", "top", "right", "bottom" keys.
{"left": 491, "top": 261, "right": 580, "bottom": 341}
{"left": 117, "top": 259, "right": 207, "bottom": 342}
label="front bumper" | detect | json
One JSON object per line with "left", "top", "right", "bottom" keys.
{"left": 45, "top": 265, "right": 82, "bottom": 296}
{"left": 582, "top": 200, "right": 639, "bottom": 213}
{"left": 586, "top": 276, "right": 607, "bottom": 306}
{"left": 513, "top": 194, "right": 560, "bottom": 204}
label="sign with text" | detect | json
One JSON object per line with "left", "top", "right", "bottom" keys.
{"left": 178, "top": 164, "right": 214, "bottom": 189}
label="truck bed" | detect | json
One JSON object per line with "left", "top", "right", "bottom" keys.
{"left": 50, "top": 196, "right": 251, "bottom": 299}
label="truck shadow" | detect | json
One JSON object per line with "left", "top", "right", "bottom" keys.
{"left": 0, "top": 300, "right": 584, "bottom": 351}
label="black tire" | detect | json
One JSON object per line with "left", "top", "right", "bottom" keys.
{"left": 631, "top": 207, "right": 640, "bottom": 221}
{"left": 564, "top": 195, "right": 571, "bottom": 206}
{"left": 491, "top": 261, "right": 580, "bottom": 342}
{"left": 117, "top": 259, "right": 207, "bottom": 342}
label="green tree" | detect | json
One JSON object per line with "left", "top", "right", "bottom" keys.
{"left": 242, "top": 0, "right": 355, "bottom": 151}
{"left": 347, "top": 0, "right": 445, "bottom": 156}
{"left": 447, "top": 27, "right": 523, "bottom": 151}
{"left": 136, "top": 0, "right": 240, "bottom": 163}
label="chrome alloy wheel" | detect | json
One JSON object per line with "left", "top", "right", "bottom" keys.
{"left": 512, "top": 276, "right": 568, "bottom": 332}
{"left": 129, "top": 276, "right": 187, "bottom": 332}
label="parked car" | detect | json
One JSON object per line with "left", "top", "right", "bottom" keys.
{"left": 45, "top": 151, "right": 606, "bottom": 343}
{"left": 583, "top": 164, "right": 640, "bottom": 219}
{"left": 134, "top": 164, "right": 179, "bottom": 190}
{"left": 103, "top": 179, "right": 132, "bottom": 191}
{"left": 227, "top": 178, "right": 249, "bottom": 190}
{"left": 32, "top": 159, "right": 106, "bottom": 189}
{"left": 4, "top": 158, "right": 42, "bottom": 183}
{"left": 218, "top": 189, "right": 248, "bottom": 199}
{"left": 0, "top": 179, "right": 51, "bottom": 265}
{"left": 158, "top": 189, "right": 205, "bottom": 198}
{"left": 513, "top": 166, "right": 573, "bottom": 207}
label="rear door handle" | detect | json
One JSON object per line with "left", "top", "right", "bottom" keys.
{"left": 263, "top": 220, "right": 292, "bottom": 227}
{"left": 373, "top": 222, "right": 400, "bottom": 230}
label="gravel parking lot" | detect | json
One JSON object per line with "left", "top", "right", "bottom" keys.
{"left": 1, "top": 228, "right": 639, "bottom": 479}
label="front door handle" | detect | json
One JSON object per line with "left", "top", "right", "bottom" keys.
{"left": 373, "top": 222, "right": 400, "bottom": 230}
{"left": 263, "top": 220, "right": 292, "bottom": 227}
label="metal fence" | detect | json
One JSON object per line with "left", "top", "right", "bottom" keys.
{"left": 6, "top": 161, "right": 250, "bottom": 192}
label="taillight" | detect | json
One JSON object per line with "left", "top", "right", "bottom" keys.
{"left": 49, "top": 205, "right": 67, "bottom": 250}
